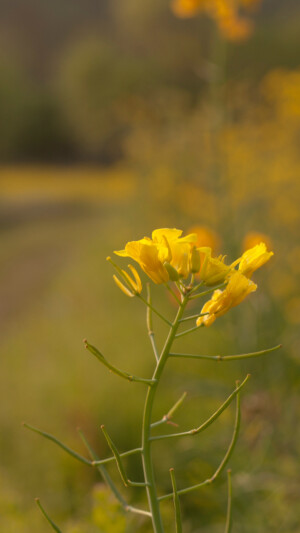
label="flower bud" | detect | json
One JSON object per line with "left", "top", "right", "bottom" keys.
{"left": 163, "top": 262, "right": 180, "bottom": 281}
{"left": 189, "top": 247, "right": 201, "bottom": 273}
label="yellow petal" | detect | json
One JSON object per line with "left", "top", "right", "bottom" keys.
{"left": 113, "top": 275, "right": 134, "bottom": 297}
{"left": 128, "top": 264, "right": 142, "bottom": 294}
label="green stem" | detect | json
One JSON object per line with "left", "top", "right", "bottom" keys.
{"left": 101, "top": 425, "right": 148, "bottom": 488}
{"left": 147, "top": 283, "right": 159, "bottom": 363}
{"left": 23, "top": 423, "right": 92, "bottom": 466}
{"left": 169, "top": 344, "right": 281, "bottom": 362}
{"left": 189, "top": 283, "right": 226, "bottom": 300}
{"left": 151, "top": 392, "right": 187, "bottom": 428}
{"left": 84, "top": 340, "right": 156, "bottom": 385}
{"left": 164, "top": 282, "right": 181, "bottom": 305}
{"left": 138, "top": 294, "right": 172, "bottom": 326}
{"left": 175, "top": 324, "right": 204, "bottom": 339}
{"left": 141, "top": 295, "right": 189, "bottom": 533}
{"left": 159, "top": 386, "right": 241, "bottom": 501}
{"left": 170, "top": 468, "right": 182, "bottom": 533}
{"left": 78, "top": 429, "right": 152, "bottom": 518}
{"left": 179, "top": 312, "right": 209, "bottom": 323}
{"left": 92, "top": 447, "right": 142, "bottom": 466}
{"left": 225, "top": 469, "right": 232, "bottom": 533}
{"left": 35, "top": 499, "right": 62, "bottom": 533}
{"left": 150, "top": 375, "right": 249, "bottom": 441}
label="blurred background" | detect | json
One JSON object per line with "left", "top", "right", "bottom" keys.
{"left": 0, "top": 0, "right": 300, "bottom": 531}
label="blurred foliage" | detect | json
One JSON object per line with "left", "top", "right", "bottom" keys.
{"left": 0, "top": 0, "right": 299, "bottom": 161}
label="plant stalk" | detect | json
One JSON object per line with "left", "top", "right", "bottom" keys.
{"left": 141, "top": 295, "right": 188, "bottom": 533}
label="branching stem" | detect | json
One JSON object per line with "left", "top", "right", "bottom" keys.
{"left": 158, "top": 385, "right": 241, "bottom": 501}
{"left": 170, "top": 344, "right": 281, "bottom": 361}
{"left": 150, "top": 375, "right": 249, "bottom": 441}
{"left": 141, "top": 294, "right": 189, "bottom": 533}
{"left": 147, "top": 283, "right": 159, "bottom": 362}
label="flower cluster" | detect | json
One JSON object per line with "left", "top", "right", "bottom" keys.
{"left": 111, "top": 228, "right": 273, "bottom": 327}
{"left": 171, "top": 0, "right": 261, "bottom": 41}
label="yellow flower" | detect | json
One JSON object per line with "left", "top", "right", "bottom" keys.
{"left": 153, "top": 228, "right": 198, "bottom": 278}
{"left": 197, "top": 271, "right": 257, "bottom": 327}
{"left": 238, "top": 242, "right": 274, "bottom": 278}
{"left": 114, "top": 228, "right": 197, "bottom": 283}
{"left": 198, "top": 248, "right": 233, "bottom": 286}
{"left": 115, "top": 238, "right": 169, "bottom": 284}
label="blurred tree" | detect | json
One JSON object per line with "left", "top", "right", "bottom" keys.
{"left": 57, "top": 37, "right": 159, "bottom": 162}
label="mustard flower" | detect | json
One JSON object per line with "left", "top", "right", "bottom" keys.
{"left": 238, "top": 242, "right": 274, "bottom": 278}
{"left": 197, "top": 271, "right": 257, "bottom": 326}
{"left": 198, "top": 248, "right": 234, "bottom": 286}
{"left": 115, "top": 228, "right": 197, "bottom": 283}
{"left": 115, "top": 238, "right": 170, "bottom": 284}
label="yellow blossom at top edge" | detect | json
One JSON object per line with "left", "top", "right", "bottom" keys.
{"left": 238, "top": 242, "right": 274, "bottom": 278}
{"left": 171, "top": 0, "right": 205, "bottom": 18}
{"left": 171, "top": 0, "right": 258, "bottom": 41}
{"left": 153, "top": 228, "right": 198, "bottom": 279}
{"left": 197, "top": 271, "right": 257, "bottom": 327}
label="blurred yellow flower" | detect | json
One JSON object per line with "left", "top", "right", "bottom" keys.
{"left": 242, "top": 232, "right": 273, "bottom": 252}
{"left": 239, "top": 243, "right": 273, "bottom": 278}
{"left": 171, "top": 0, "right": 205, "bottom": 18}
{"left": 171, "top": 0, "right": 259, "bottom": 41}
{"left": 188, "top": 225, "right": 221, "bottom": 253}
{"left": 197, "top": 271, "right": 257, "bottom": 326}
{"left": 217, "top": 13, "right": 252, "bottom": 41}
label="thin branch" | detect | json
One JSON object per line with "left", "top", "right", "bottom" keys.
{"left": 84, "top": 340, "right": 156, "bottom": 386}
{"left": 23, "top": 423, "right": 92, "bottom": 466}
{"left": 151, "top": 392, "right": 187, "bottom": 428}
{"left": 101, "top": 425, "right": 148, "bottom": 488}
{"left": 170, "top": 468, "right": 182, "bottom": 533}
{"left": 170, "top": 344, "right": 281, "bottom": 362}
{"left": 150, "top": 375, "right": 249, "bottom": 441}
{"left": 35, "top": 499, "right": 62, "bottom": 533}
{"left": 77, "top": 429, "right": 152, "bottom": 518}
{"left": 92, "top": 447, "right": 142, "bottom": 466}
{"left": 147, "top": 283, "right": 159, "bottom": 363}
{"left": 164, "top": 282, "right": 181, "bottom": 305}
{"left": 175, "top": 324, "right": 204, "bottom": 339}
{"left": 225, "top": 470, "right": 232, "bottom": 533}
{"left": 189, "top": 280, "right": 204, "bottom": 295}
{"left": 178, "top": 312, "right": 209, "bottom": 323}
{"left": 175, "top": 281, "right": 185, "bottom": 297}
{"left": 158, "top": 383, "right": 242, "bottom": 501}
{"left": 189, "top": 283, "right": 226, "bottom": 300}
{"left": 138, "top": 294, "right": 172, "bottom": 326}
